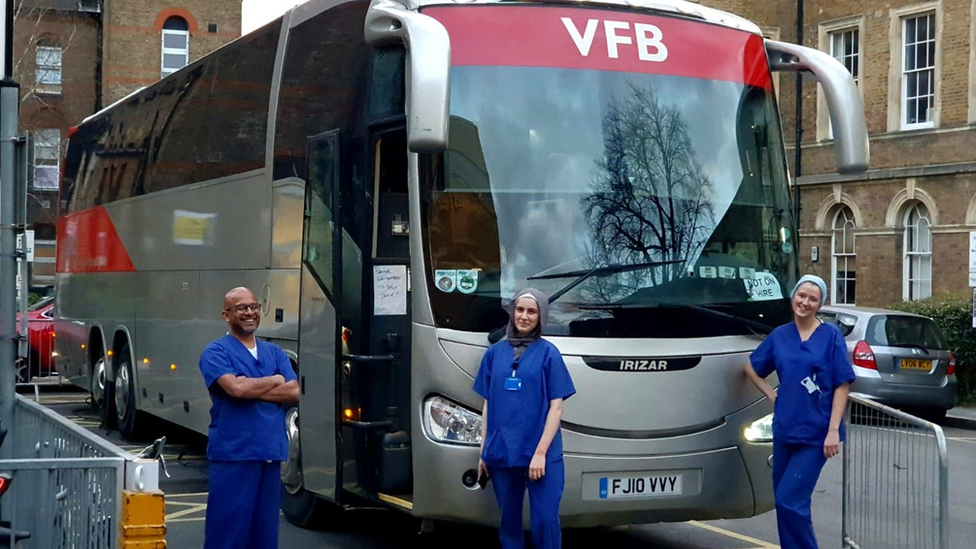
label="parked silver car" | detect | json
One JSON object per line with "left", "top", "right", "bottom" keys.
{"left": 819, "top": 306, "right": 957, "bottom": 420}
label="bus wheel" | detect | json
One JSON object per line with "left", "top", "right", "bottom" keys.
{"left": 113, "top": 342, "right": 141, "bottom": 440}
{"left": 91, "top": 356, "right": 108, "bottom": 411}
{"left": 280, "top": 407, "right": 341, "bottom": 529}
{"left": 14, "top": 357, "right": 34, "bottom": 384}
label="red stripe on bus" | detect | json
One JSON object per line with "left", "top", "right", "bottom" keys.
{"left": 56, "top": 206, "right": 136, "bottom": 273}
{"left": 423, "top": 6, "right": 772, "bottom": 89}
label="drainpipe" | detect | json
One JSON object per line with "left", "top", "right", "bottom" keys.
{"left": 793, "top": 0, "right": 804, "bottom": 225}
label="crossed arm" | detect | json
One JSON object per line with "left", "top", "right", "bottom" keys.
{"left": 216, "top": 373, "right": 300, "bottom": 404}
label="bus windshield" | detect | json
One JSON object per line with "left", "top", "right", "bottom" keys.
{"left": 420, "top": 5, "right": 798, "bottom": 338}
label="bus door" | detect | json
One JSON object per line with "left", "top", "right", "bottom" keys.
{"left": 336, "top": 125, "right": 413, "bottom": 502}
{"left": 295, "top": 130, "right": 343, "bottom": 502}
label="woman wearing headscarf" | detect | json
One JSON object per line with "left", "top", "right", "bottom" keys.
{"left": 744, "top": 274, "right": 856, "bottom": 549}
{"left": 473, "top": 288, "right": 576, "bottom": 549}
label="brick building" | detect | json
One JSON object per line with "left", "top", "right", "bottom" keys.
{"left": 700, "top": 0, "right": 976, "bottom": 308}
{"left": 13, "top": 0, "right": 241, "bottom": 285}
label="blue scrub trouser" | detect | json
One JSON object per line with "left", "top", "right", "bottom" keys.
{"left": 205, "top": 460, "right": 281, "bottom": 549}
{"left": 489, "top": 460, "right": 565, "bottom": 549}
{"left": 772, "top": 440, "right": 828, "bottom": 549}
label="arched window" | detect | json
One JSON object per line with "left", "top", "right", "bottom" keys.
{"left": 161, "top": 17, "right": 190, "bottom": 78}
{"left": 831, "top": 206, "right": 856, "bottom": 304}
{"left": 903, "top": 202, "right": 932, "bottom": 300}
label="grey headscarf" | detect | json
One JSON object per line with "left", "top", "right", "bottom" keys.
{"left": 506, "top": 288, "right": 549, "bottom": 362}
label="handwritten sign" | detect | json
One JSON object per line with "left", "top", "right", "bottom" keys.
{"left": 744, "top": 271, "right": 783, "bottom": 301}
{"left": 373, "top": 265, "right": 407, "bottom": 315}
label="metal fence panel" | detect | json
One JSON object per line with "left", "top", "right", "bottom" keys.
{"left": 0, "top": 396, "right": 131, "bottom": 549}
{"left": 843, "top": 393, "right": 949, "bottom": 549}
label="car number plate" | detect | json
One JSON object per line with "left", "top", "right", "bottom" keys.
{"left": 599, "top": 474, "right": 683, "bottom": 499}
{"left": 900, "top": 359, "right": 932, "bottom": 370}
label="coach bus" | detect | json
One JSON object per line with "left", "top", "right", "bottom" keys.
{"left": 55, "top": 0, "right": 868, "bottom": 529}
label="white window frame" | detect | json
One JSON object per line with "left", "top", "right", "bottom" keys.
{"left": 831, "top": 207, "right": 856, "bottom": 305}
{"left": 902, "top": 203, "right": 932, "bottom": 301}
{"left": 161, "top": 19, "right": 190, "bottom": 78}
{"left": 888, "top": 2, "right": 942, "bottom": 132}
{"left": 817, "top": 16, "right": 865, "bottom": 141}
{"left": 32, "top": 128, "right": 61, "bottom": 191}
{"left": 35, "top": 45, "right": 62, "bottom": 95}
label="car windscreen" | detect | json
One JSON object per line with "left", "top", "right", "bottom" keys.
{"left": 865, "top": 315, "right": 948, "bottom": 350}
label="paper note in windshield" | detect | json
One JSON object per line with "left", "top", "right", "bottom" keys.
{"left": 744, "top": 272, "right": 783, "bottom": 301}
{"left": 374, "top": 265, "right": 407, "bottom": 315}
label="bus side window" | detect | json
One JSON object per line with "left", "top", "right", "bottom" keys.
{"left": 373, "top": 130, "right": 409, "bottom": 260}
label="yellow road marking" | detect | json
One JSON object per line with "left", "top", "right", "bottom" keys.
{"left": 687, "top": 521, "right": 780, "bottom": 548}
{"left": 165, "top": 503, "right": 207, "bottom": 520}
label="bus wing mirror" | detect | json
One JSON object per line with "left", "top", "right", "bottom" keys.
{"left": 765, "top": 40, "right": 869, "bottom": 175}
{"left": 366, "top": 0, "right": 450, "bottom": 153}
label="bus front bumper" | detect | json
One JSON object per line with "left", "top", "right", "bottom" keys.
{"left": 410, "top": 438, "right": 774, "bottom": 528}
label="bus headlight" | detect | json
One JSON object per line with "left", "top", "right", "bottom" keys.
{"left": 424, "top": 396, "right": 482, "bottom": 446}
{"left": 743, "top": 413, "right": 774, "bottom": 443}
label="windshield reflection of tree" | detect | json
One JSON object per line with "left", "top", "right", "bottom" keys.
{"left": 581, "top": 84, "right": 714, "bottom": 305}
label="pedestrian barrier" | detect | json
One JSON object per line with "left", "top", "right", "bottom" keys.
{"left": 842, "top": 393, "right": 948, "bottom": 549}
{"left": 0, "top": 394, "right": 166, "bottom": 548}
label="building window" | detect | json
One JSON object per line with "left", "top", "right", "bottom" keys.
{"left": 903, "top": 203, "right": 932, "bottom": 300}
{"left": 831, "top": 206, "right": 856, "bottom": 304}
{"left": 902, "top": 12, "right": 936, "bottom": 130}
{"left": 33, "top": 128, "right": 61, "bottom": 191}
{"left": 35, "top": 45, "right": 62, "bottom": 95}
{"left": 161, "top": 17, "right": 190, "bottom": 78}
{"left": 828, "top": 28, "right": 858, "bottom": 139}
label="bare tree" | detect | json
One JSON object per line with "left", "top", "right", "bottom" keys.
{"left": 581, "top": 83, "right": 714, "bottom": 300}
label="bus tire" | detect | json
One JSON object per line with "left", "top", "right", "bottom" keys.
{"left": 90, "top": 355, "right": 109, "bottom": 412}
{"left": 280, "top": 407, "right": 341, "bottom": 529}
{"left": 281, "top": 485, "right": 341, "bottom": 530}
{"left": 113, "top": 341, "right": 142, "bottom": 440}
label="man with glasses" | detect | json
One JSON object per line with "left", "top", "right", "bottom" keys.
{"left": 199, "top": 287, "right": 299, "bottom": 549}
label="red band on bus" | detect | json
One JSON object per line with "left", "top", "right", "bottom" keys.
{"left": 423, "top": 5, "right": 772, "bottom": 90}
{"left": 56, "top": 206, "right": 136, "bottom": 273}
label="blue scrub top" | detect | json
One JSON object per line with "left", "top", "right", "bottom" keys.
{"left": 473, "top": 339, "right": 576, "bottom": 468}
{"left": 750, "top": 322, "right": 856, "bottom": 445}
{"left": 199, "top": 335, "right": 298, "bottom": 461}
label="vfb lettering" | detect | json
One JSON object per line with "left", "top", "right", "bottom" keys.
{"left": 619, "top": 359, "right": 668, "bottom": 371}
{"left": 561, "top": 17, "right": 668, "bottom": 62}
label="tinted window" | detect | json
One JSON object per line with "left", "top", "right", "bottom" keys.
{"left": 865, "top": 315, "right": 947, "bottom": 349}
{"left": 62, "top": 22, "right": 280, "bottom": 213}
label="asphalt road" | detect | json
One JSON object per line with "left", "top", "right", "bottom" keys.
{"left": 26, "top": 382, "right": 976, "bottom": 548}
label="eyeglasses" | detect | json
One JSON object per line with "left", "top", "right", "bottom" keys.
{"left": 225, "top": 303, "right": 261, "bottom": 314}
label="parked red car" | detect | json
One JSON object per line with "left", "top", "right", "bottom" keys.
{"left": 14, "top": 297, "right": 57, "bottom": 382}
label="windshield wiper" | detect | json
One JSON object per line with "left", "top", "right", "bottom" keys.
{"left": 487, "top": 259, "right": 685, "bottom": 343}
{"left": 580, "top": 301, "right": 774, "bottom": 335}
{"left": 528, "top": 259, "right": 687, "bottom": 304}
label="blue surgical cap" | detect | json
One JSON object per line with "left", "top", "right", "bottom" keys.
{"left": 791, "top": 274, "right": 827, "bottom": 304}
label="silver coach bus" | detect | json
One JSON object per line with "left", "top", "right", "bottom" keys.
{"left": 55, "top": 0, "right": 867, "bottom": 529}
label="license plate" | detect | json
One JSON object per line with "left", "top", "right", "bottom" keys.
{"left": 900, "top": 359, "right": 932, "bottom": 371}
{"left": 599, "top": 474, "right": 683, "bottom": 499}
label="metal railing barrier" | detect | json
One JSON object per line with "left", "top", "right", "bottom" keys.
{"left": 0, "top": 394, "right": 166, "bottom": 548}
{"left": 842, "top": 393, "right": 949, "bottom": 549}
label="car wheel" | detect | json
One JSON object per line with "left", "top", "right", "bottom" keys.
{"left": 113, "top": 342, "right": 142, "bottom": 440}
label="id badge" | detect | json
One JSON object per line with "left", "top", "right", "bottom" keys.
{"left": 504, "top": 377, "right": 522, "bottom": 391}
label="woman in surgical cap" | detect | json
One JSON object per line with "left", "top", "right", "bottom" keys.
{"left": 744, "top": 274, "right": 855, "bottom": 549}
{"left": 473, "top": 288, "right": 576, "bottom": 549}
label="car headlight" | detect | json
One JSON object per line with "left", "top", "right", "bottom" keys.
{"left": 424, "top": 396, "right": 483, "bottom": 446}
{"left": 743, "top": 413, "right": 774, "bottom": 443}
